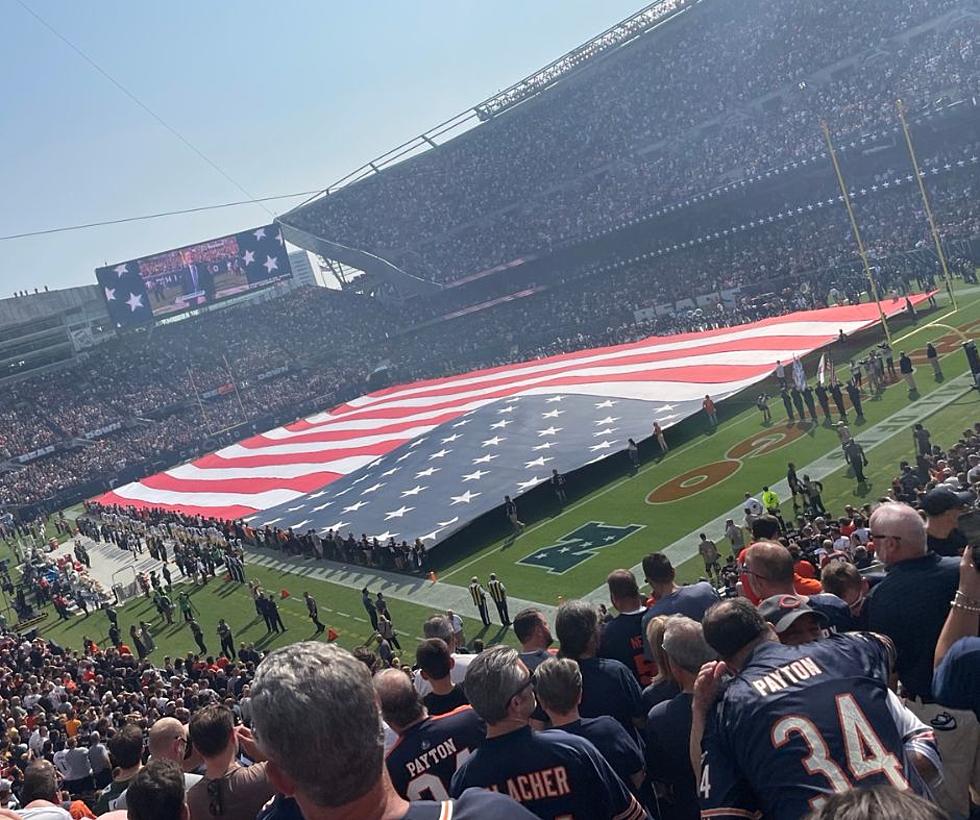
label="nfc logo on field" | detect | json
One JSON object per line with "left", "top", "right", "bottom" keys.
{"left": 518, "top": 521, "right": 644, "bottom": 574}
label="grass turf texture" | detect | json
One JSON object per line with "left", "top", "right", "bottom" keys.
{"left": 9, "top": 286, "right": 980, "bottom": 657}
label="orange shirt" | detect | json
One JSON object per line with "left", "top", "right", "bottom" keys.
{"left": 64, "top": 718, "right": 81, "bottom": 738}
{"left": 794, "top": 559, "right": 816, "bottom": 579}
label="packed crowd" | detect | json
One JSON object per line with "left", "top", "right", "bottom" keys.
{"left": 285, "top": 0, "right": 975, "bottom": 283}
{"left": 0, "top": 414, "right": 976, "bottom": 819}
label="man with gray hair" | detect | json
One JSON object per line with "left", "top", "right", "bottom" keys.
{"left": 251, "top": 642, "right": 532, "bottom": 819}
{"left": 451, "top": 645, "right": 646, "bottom": 819}
{"left": 644, "top": 615, "right": 716, "bottom": 820}
{"left": 535, "top": 656, "right": 645, "bottom": 792}
{"left": 867, "top": 501, "right": 979, "bottom": 817}
{"left": 414, "top": 614, "right": 473, "bottom": 697}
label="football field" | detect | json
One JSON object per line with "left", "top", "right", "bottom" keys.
{"left": 14, "top": 287, "right": 980, "bottom": 658}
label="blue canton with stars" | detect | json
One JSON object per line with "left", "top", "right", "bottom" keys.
{"left": 251, "top": 394, "right": 697, "bottom": 548}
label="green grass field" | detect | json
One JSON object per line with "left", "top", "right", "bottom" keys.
{"left": 10, "top": 286, "right": 980, "bottom": 661}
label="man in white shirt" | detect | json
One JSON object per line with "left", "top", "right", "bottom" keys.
{"left": 414, "top": 615, "right": 473, "bottom": 697}
{"left": 743, "top": 492, "right": 763, "bottom": 517}
{"left": 112, "top": 717, "right": 202, "bottom": 810}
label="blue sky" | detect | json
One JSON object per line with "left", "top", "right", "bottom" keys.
{"left": 2, "top": 1, "right": 642, "bottom": 293}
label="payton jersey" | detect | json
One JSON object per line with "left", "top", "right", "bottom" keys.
{"left": 386, "top": 706, "right": 485, "bottom": 801}
{"left": 450, "top": 725, "right": 646, "bottom": 820}
{"left": 699, "top": 633, "right": 923, "bottom": 820}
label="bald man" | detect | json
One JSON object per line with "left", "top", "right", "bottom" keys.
{"left": 867, "top": 502, "right": 979, "bottom": 818}
{"left": 375, "top": 668, "right": 484, "bottom": 801}
{"left": 113, "top": 718, "right": 202, "bottom": 810}
{"left": 741, "top": 541, "right": 852, "bottom": 632}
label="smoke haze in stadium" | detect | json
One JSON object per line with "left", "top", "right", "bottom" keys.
{"left": 1, "top": 0, "right": 640, "bottom": 293}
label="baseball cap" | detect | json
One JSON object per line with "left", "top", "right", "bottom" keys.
{"left": 920, "top": 487, "right": 975, "bottom": 516}
{"left": 758, "top": 595, "right": 828, "bottom": 634}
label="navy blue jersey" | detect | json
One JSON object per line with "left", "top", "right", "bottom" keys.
{"left": 599, "top": 610, "right": 655, "bottom": 686}
{"left": 806, "top": 592, "right": 854, "bottom": 633}
{"left": 645, "top": 693, "right": 698, "bottom": 820}
{"left": 403, "top": 788, "right": 539, "bottom": 819}
{"left": 451, "top": 725, "right": 646, "bottom": 820}
{"left": 386, "top": 706, "right": 485, "bottom": 801}
{"left": 699, "top": 633, "right": 921, "bottom": 820}
{"left": 546, "top": 717, "right": 644, "bottom": 790}
{"left": 577, "top": 657, "right": 645, "bottom": 744}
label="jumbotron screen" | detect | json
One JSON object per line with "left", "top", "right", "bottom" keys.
{"left": 95, "top": 224, "right": 292, "bottom": 327}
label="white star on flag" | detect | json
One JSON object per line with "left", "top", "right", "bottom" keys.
{"left": 409, "top": 438, "right": 428, "bottom": 448}
{"left": 538, "top": 427, "right": 561, "bottom": 437}
{"left": 104, "top": 287, "right": 116, "bottom": 301}
{"left": 497, "top": 406, "right": 515, "bottom": 414}
{"left": 482, "top": 436, "right": 504, "bottom": 447}
{"left": 242, "top": 250, "right": 255, "bottom": 265}
{"left": 462, "top": 470, "right": 489, "bottom": 481}
{"left": 516, "top": 476, "right": 544, "bottom": 491}
{"left": 541, "top": 409, "right": 564, "bottom": 419}
{"left": 428, "top": 448, "right": 451, "bottom": 460}
{"left": 489, "top": 419, "right": 512, "bottom": 430}
{"left": 312, "top": 502, "right": 333, "bottom": 511}
{"left": 450, "top": 490, "right": 480, "bottom": 505}
{"left": 441, "top": 434, "right": 461, "bottom": 443}
{"left": 532, "top": 442, "right": 556, "bottom": 451}
{"left": 324, "top": 521, "right": 350, "bottom": 531}
{"left": 595, "top": 400, "right": 617, "bottom": 408}
{"left": 472, "top": 453, "right": 498, "bottom": 464}
{"left": 396, "top": 453, "right": 413, "bottom": 463}
{"left": 437, "top": 518, "right": 459, "bottom": 527}
{"left": 452, "top": 419, "right": 472, "bottom": 428}
{"left": 254, "top": 227, "right": 266, "bottom": 240}
{"left": 384, "top": 506, "right": 414, "bottom": 520}
{"left": 524, "top": 456, "right": 553, "bottom": 469}
{"left": 595, "top": 416, "right": 620, "bottom": 425}
{"left": 263, "top": 256, "right": 279, "bottom": 274}
{"left": 360, "top": 482, "right": 386, "bottom": 494}
{"left": 342, "top": 500, "right": 369, "bottom": 512}
{"left": 415, "top": 467, "right": 440, "bottom": 478}
{"left": 373, "top": 530, "right": 398, "bottom": 541}
{"left": 286, "top": 504, "right": 305, "bottom": 512}
{"left": 594, "top": 427, "right": 618, "bottom": 436}
{"left": 126, "top": 293, "right": 143, "bottom": 312}
{"left": 590, "top": 440, "right": 613, "bottom": 452}
{"left": 658, "top": 413, "right": 681, "bottom": 422}
{"left": 401, "top": 485, "right": 426, "bottom": 497}
{"left": 114, "top": 264, "right": 128, "bottom": 276}
{"left": 332, "top": 487, "right": 353, "bottom": 497}
{"left": 657, "top": 404, "right": 676, "bottom": 412}
{"left": 546, "top": 396, "right": 565, "bottom": 403}
{"left": 380, "top": 467, "right": 400, "bottom": 477}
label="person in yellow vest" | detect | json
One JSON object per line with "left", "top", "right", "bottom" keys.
{"left": 469, "top": 576, "right": 490, "bottom": 626}
{"left": 761, "top": 485, "right": 785, "bottom": 530}
{"left": 487, "top": 573, "right": 510, "bottom": 626}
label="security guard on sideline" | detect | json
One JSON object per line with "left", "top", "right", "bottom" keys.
{"left": 487, "top": 573, "right": 510, "bottom": 626}
{"left": 469, "top": 576, "right": 491, "bottom": 626}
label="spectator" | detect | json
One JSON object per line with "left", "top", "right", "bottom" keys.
{"left": 512, "top": 607, "right": 555, "bottom": 671}
{"left": 414, "top": 615, "right": 473, "bottom": 697}
{"left": 451, "top": 645, "right": 645, "bottom": 819}
{"left": 415, "top": 639, "right": 468, "bottom": 716}
{"left": 555, "top": 599, "right": 645, "bottom": 742}
{"left": 598, "top": 569, "right": 652, "bottom": 685}
{"left": 920, "top": 486, "right": 973, "bottom": 557}
{"left": 645, "top": 616, "right": 716, "bottom": 820}
{"left": 640, "top": 553, "right": 719, "bottom": 658}
{"left": 250, "top": 642, "right": 533, "bottom": 818}
{"left": 125, "top": 759, "right": 189, "bottom": 820}
{"left": 866, "top": 502, "right": 979, "bottom": 818}
{"left": 18, "top": 760, "right": 70, "bottom": 820}
{"left": 185, "top": 704, "right": 273, "bottom": 820}
{"left": 94, "top": 724, "right": 144, "bottom": 815}
{"left": 534, "top": 656, "right": 645, "bottom": 791}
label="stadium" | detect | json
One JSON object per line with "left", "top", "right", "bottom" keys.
{"left": 2, "top": 0, "right": 980, "bottom": 817}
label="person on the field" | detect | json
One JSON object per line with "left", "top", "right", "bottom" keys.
{"left": 702, "top": 395, "right": 717, "bottom": 429}
{"left": 756, "top": 393, "right": 771, "bottom": 424}
{"left": 652, "top": 421, "right": 668, "bottom": 453}
{"left": 926, "top": 342, "right": 942, "bottom": 379}
{"left": 813, "top": 382, "right": 833, "bottom": 422}
{"left": 900, "top": 351, "right": 918, "bottom": 394}
{"left": 779, "top": 387, "right": 794, "bottom": 422}
{"left": 845, "top": 379, "right": 864, "bottom": 420}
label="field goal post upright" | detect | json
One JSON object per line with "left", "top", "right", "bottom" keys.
{"left": 895, "top": 99, "right": 958, "bottom": 311}
{"left": 820, "top": 120, "right": 892, "bottom": 345}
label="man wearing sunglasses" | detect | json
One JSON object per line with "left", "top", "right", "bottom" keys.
{"left": 451, "top": 645, "right": 647, "bottom": 819}
{"left": 112, "top": 717, "right": 203, "bottom": 811}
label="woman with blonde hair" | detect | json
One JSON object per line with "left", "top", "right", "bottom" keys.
{"left": 641, "top": 614, "right": 680, "bottom": 712}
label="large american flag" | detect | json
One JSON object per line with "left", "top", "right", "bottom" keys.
{"left": 96, "top": 298, "right": 925, "bottom": 545}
